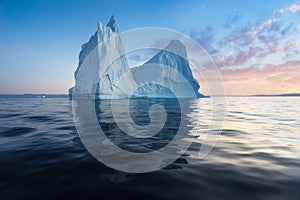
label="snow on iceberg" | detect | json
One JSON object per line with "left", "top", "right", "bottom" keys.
{"left": 69, "top": 16, "right": 204, "bottom": 99}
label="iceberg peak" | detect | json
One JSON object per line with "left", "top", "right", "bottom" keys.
{"left": 137, "top": 39, "right": 203, "bottom": 98}
{"left": 97, "top": 21, "right": 103, "bottom": 30}
{"left": 106, "top": 15, "right": 119, "bottom": 33}
{"left": 71, "top": 16, "right": 136, "bottom": 99}
{"left": 165, "top": 39, "right": 187, "bottom": 59}
{"left": 166, "top": 39, "right": 185, "bottom": 49}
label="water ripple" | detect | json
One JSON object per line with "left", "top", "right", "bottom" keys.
{"left": 0, "top": 97, "right": 299, "bottom": 200}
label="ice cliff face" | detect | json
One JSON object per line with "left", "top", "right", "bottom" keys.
{"left": 71, "top": 15, "right": 136, "bottom": 99}
{"left": 131, "top": 40, "right": 203, "bottom": 98}
{"left": 69, "top": 16, "right": 203, "bottom": 99}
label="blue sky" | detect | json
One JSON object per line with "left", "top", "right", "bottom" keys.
{"left": 0, "top": 0, "right": 299, "bottom": 95}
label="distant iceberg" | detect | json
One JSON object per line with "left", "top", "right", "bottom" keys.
{"left": 69, "top": 16, "right": 204, "bottom": 99}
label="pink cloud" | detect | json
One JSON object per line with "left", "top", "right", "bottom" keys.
{"left": 217, "top": 60, "right": 300, "bottom": 95}
{"left": 195, "top": 3, "right": 300, "bottom": 96}
{"left": 272, "top": 39, "right": 300, "bottom": 52}
{"left": 288, "top": 4, "right": 300, "bottom": 12}
{"left": 263, "top": 18, "right": 280, "bottom": 28}
{"left": 215, "top": 46, "right": 265, "bottom": 69}
{"left": 275, "top": 3, "right": 300, "bottom": 14}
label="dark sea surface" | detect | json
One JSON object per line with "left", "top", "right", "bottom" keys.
{"left": 0, "top": 97, "right": 299, "bottom": 200}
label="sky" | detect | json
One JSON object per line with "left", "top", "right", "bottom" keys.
{"left": 0, "top": 0, "right": 299, "bottom": 95}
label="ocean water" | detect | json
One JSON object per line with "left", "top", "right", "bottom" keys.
{"left": 0, "top": 97, "right": 299, "bottom": 200}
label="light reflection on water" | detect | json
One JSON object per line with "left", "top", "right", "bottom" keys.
{"left": 209, "top": 98, "right": 299, "bottom": 177}
{"left": 0, "top": 97, "right": 299, "bottom": 199}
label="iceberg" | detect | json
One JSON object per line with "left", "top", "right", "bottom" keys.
{"left": 69, "top": 16, "right": 204, "bottom": 99}
{"left": 70, "top": 15, "right": 136, "bottom": 99}
{"left": 131, "top": 40, "right": 204, "bottom": 98}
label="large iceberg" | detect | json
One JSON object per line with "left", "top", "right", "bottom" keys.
{"left": 70, "top": 16, "right": 136, "bottom": 99}
{"left": 69, "top": 16, "right": 204, "bottom": 99}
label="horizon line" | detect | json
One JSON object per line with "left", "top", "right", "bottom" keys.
{"left": 0, "top": 93, "right": 299, "bottom": 97}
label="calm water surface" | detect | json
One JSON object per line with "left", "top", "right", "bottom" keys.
{"left": 0, "top": 97, "right": 299, "bottom": 200}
